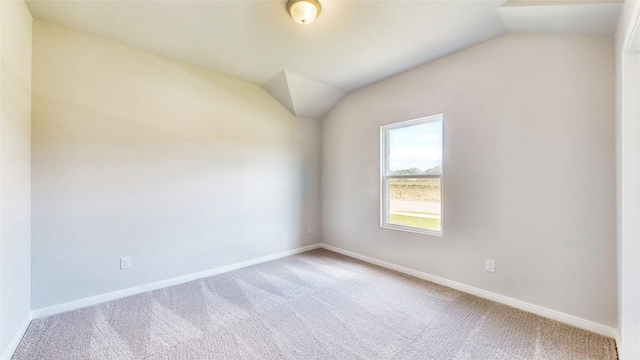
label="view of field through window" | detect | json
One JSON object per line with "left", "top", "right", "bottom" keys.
{"left": 389, "top": 178, "right": 441, "bottom": 231}
{"left": 386, "top": 119, "right": 442, "bottom": 232}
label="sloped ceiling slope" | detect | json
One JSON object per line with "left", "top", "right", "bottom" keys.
{"left": 499, "top": 0, "right": 621, "bottom": 34}
{"left": 25, "top": 0, "right": 621, "bottom": 120}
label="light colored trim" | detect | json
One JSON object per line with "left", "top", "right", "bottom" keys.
{"left": 380, "top": 114, "right": 444, "bottom": 236}
{"left": 617, "top": 1, "right": 640, "bottom": 359}
{"left": 28, "top": 242, "right": 616, "bottom": 341}
{"left": 319, "top": 243, "right": 617, "bottom": 339}
{"left": 32, "top": 244, "right": 321, "bottom": 319}
{"left": 1, "top": 312, "right": 32, "bottom": 360}
{"left": 381, "top": 222, "right": 442, "bottom": 237}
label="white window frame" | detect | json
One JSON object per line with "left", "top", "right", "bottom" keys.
{"left": 380, "top": 114, "right": 443, "bottom": 236}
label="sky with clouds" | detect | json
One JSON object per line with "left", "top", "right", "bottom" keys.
{"left": 389, "top": 120, "right": 442, "bottom": 172}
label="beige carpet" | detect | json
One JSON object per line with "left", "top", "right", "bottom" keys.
{"left": 13, "top": 249, "right": 618, "bottom": 359}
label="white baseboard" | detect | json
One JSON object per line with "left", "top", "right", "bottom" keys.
{"left": 319, "top": 243, "right": 617, "bottom": 339}
{"left": 32, "top": 243, "right": 321, "bottom": 319}
{"left": 1, "top": 311, "right": 33, "bottom": 360}
{"left": 29, "top": 242, "right": 617, "bottom": 340}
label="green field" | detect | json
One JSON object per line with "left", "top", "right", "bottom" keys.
{"left": 389, "top": 214, "right": 441, "bottom": 231}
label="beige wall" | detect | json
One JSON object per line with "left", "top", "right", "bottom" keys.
{"left": 322, "top": 33, "right": 616, "bottom": 327}
{"left": 0, "top": 0, "right": 32, "bottom": 356}
{"left": 31, "top": 21, "right": 321, "bottom": 310}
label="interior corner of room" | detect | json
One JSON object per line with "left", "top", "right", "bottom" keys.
{"left": 1, "top": 0, "right": 639, "bottom": 359}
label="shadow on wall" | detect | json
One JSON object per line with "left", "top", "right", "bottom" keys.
{"left": 31, "top": 21, "right": 320, "bottom": 309}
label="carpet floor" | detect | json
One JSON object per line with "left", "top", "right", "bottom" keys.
{"left": 12, "top": 249, "right": 618, "bottom": 359}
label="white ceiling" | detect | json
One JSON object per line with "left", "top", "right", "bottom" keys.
{"left": 499, "top": 2, "right": 621, "bottom": 34}
{"left": 25, "top": 0, "right": 622, "bottom": 119}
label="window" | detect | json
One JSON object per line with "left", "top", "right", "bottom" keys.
{"left": 380, "top": 115, "right": 443, "bottom": 235}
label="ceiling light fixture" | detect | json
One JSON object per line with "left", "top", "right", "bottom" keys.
{"left": 287, "top": 0, "right": 321, "bottom": 25}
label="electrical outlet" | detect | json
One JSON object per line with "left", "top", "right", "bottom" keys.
{"left": 307, "top": 227, "right": 312, "bottom": 235}
{"left": 120, "top": 256, "right": 131, "bottom": 270}
{"left": 485, "top": 259, "right": 495, "bottom": 273}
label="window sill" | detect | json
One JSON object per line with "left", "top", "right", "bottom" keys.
{"left": 381, "top": 223, "right": 443, "bottom": 237}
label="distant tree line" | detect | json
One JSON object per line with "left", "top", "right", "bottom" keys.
{"left": 390, "top": 165, "right": 441, "bottom": 176}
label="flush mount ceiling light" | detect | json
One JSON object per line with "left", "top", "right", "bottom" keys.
{"left": 287, "top": 0, "right": 321, "bottom": 25}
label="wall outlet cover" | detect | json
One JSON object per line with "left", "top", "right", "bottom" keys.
{"left": 120, "top": 256, "right": 131, "bottom": 270}
{"left": 486, "top": 259, "right": 495, "bottom": 273}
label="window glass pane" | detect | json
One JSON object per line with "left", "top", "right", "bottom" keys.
{"left": 388, "top": 121, "right": 442, "bottom": 175}
{"left": 387, "top": 178, "right": 441, "bottom": 231}
{"left": 381, "top": 115, "right": 443, "bottom": 235}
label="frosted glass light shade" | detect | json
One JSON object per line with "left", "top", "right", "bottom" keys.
{"left": 288, "top": 0, "right": 320, "bottom": 25}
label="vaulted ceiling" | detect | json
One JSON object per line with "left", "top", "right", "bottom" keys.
{"left": 25, "top": 0, "right": 622, "bottom": 119}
